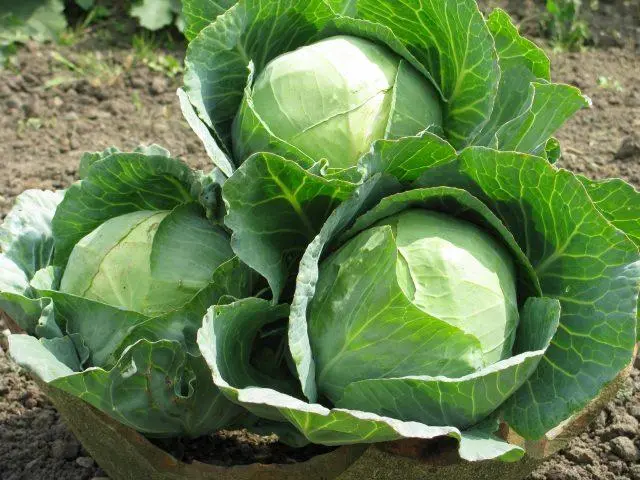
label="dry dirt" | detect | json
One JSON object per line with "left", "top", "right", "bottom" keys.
{"left": 0, "top": 6, "right": 639, "bottom": 480}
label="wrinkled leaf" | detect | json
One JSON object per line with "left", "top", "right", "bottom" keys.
{"left": 52, "top": 153, "right": 196, "bottom": 266}
{"left": 223, "top": 152, "right": 357, "bottom": 300}
{"left": 198, "top": 301, "right": 523, "bottom": 461}
{"left": 415, "top": 148, "right": 640, "bottom": 438}
{"left": 354, "top": 0, "right": 499, "bottom": 147}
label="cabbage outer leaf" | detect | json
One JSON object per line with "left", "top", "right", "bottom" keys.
{"left": 197, "top": 299, "right": 524, "bottom": 461}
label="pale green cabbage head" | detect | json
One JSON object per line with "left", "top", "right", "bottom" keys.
{"left": 60, "top": 209, "right": 234, "bottom": 317}
{"left": 309, "top": 209, "right": 519, "bottom": 402}
{"left": 377, "top": 209, "right": 519, "bottom": 364}
{"left": 232, "top": 35, "right": 442, "bottom": 169}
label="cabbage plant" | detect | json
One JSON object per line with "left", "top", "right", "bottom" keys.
{"left": 198, "top": 144, "right": 640, "bottom": 462}
{"left": 179, "top": 4, "right": 638, "bottom": 460}
{"left": 180, "top": 0, "right": 591, "bottom": 301}
{"left": 1, "top": 147, "right": 256, "bottom": 437}
{"left": 181, "top": 0, "right": 588, "bottom": 178}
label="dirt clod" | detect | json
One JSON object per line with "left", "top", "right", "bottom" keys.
{"left": 51, "top": 439, "right": 80, "bottom": 460}
{"left": 615, "top": 134, "right": 640, "bottom": 160}
{"left": 609, "top": 436, "right": 639, "bottom": 462}
{"left": 564, "top": 446, "right": 598, "bottom": 465}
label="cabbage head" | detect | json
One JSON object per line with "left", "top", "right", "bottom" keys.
{"left": 311, "top": 209, "right": 520, "bottom": 405}
{"left": 1, "top": 147, "right": 256, "bottom": 437}
{"left": 60, "top": 209, "right": 233, "bottom": 317}
{"left": 232, "top": 36, "right": 442, "bottom": 168}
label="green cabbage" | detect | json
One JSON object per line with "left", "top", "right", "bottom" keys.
{"left": 232, "top": 36, "right": 442, "bottom": 168}
{"left": 309, "top": 209, "right": 519, "bottom": 403}
{"left": 61, "top": 209, "right": 233, "bottom": 317}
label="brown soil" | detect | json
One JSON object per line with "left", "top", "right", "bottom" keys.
{"left": 1, "top": 8, "right": 639, "bottom": 480}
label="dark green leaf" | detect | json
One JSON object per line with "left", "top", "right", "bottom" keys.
{"left": 51, "top": 339, "right": 244, "bottom": 437}
{"left": 494, "top": 82, "right": 589, "bottom": 155}
{"left": 354, "top": 0, "right": 499, "bottom": 147}
{"left": 182, "top": 0, "right": 237, "bottom": 41}
{"left": 52, "top": 153, "right": 196, "bottom": 267}
{"left": 359, "top": 133, "right": 456, "bottom": 183}
{"left": 416, "top": 148, "right": 639, "bottom": 439}
{"left": 474, "top": 8, "right": 551, "bottom": 146}
{"left": 223, "top": 152, "right": 357, "bottom": 300}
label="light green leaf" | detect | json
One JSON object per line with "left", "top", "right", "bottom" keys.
{"left": 0, "top": 189, "right": 64, "bottom": 278}
{"left": 359, "top": 133, "right": 456, "bottom": 183}
{"left": 133, "top": 144, "right": 171, "bottom": 157}
{"left": 338, "top": 298, "right": 560, "bottom": 428}
{"left": 130, "top": 0, "right": 181, "bottom": 31}
{"left": 149, "top": 203, "right": 233, "bottom": 292}
{"left": 474, "top": 8, "right": 551, "bottom": 147}
{"left": 182, "top": 0, "right": 237, "bottom": 41}
{"left": 458, "top": 421, "right": 524, "bottom": 462}
{"left": 8, "top": 333, "right": 74, "bottom": 382}
{"left": 288, "top": 176, "right": 402, "bottom": 402}
{"left": 113, "top": 257, "right": 257, "bottom": 361}
{"left": 178, "top": 87, "right": 235, "bottom": 176}
{"left": 231, "top": 66, "right": 316, "bottom": 168}
{"left": 52, "top": 153, "right": 196, "bottom": 267}
{"left": 354, "top": 0, "right": 499, "bottom": 147}
{"left": 0, "top": 255, "right": 52, "bottom": 334}
{"left": 385, "top": 60, "right": 442, "bottom": 140}
{"left": 494, "top": 82, "right": 589, "bottom": 155}
{"left": 41, "top": 335, "right": 83, "bottom": 371}
{"left": 223, "top": 152, "right": 357, "bottom": 300}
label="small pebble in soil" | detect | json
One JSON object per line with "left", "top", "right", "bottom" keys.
{"left": 609, "top": 436, "right": 639, "bottom": 462}
{"left": 76, "top": 456, "right": 95, "bottom": 468}
{"left": 149, "top": 77, "right": 168, "bottom": 95}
